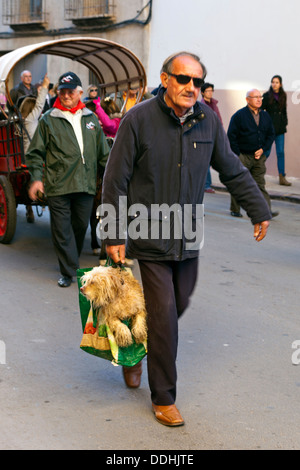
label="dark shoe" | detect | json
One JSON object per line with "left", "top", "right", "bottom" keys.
{"left": 231, "top": 211, "right": 243, "bottom": 218}
{"left": 205, "top": 187, "right": 215, "bottom": 193}
{"left": 26, "top": 205, "right": 35, "bottom": 223}
{"left": 271, "top": 211, "right": 279, "bottom": 218}
{"left": 122, "top": 361, "right": 142, "bottom": 388}
{"left": 152, "top": 404, "right": 185, "bottom": 427}
{"left": 58, "top": 276, "right": 72, "bottom": 288}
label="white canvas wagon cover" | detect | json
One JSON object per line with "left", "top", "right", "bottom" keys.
{"left": 0, "top": 36, "right": 147, "bottom": 105}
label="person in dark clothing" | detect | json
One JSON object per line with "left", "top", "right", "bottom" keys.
{"left": 201, "top": 82, "right": 223, "bottom": 193}
{"left": 101, "top": 53, "right": 271, "bottom": 427}
{"left": 262, "top": 75, "right": 291, "bottom": 186}
{"left": 227, "top": 89, "right": 278, "bottom": 218}
{"left": 10, "top": 70, "right": 37, "bottom": 106}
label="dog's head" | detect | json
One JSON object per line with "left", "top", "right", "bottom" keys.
{"left": 80, "top": 266, "right": 124, "bottom": 307}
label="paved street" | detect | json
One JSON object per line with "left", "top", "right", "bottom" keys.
{"left": 0, "top": 191, "right": 299, "bottom": 450}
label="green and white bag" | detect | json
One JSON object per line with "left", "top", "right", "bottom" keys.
{"left": 77, "top": 260, "right": 147, "bottom": 367}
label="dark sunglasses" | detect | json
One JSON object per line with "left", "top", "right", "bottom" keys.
{"left": 90, "top": 88, "right": 98, "bottom": 92}
{"left": 169, "top": 73, "right": 204, "bottom": 88}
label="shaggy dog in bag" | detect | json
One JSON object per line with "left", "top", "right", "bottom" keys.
{"left": 80, "top": 266, "right": 147, "bottom": 347}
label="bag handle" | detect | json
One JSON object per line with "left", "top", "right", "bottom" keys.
{"left": 104, "top": 256, "right": 126, "bottom": 271}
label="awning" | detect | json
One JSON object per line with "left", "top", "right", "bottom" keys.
{"left": 0, "top": 37, "right": 147, "bottom": 105}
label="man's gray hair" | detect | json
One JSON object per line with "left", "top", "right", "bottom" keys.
{"left": 160, "top": 51, "right": 207, "bottom": 79}
{"left": 58, "top": 86, "right": 83, "bottom": 93}
{"left": 21, "top": 70, "right": 31, "bottom": 78}
{"left": 246, "top": 89, "right": 260, "bottom": 98}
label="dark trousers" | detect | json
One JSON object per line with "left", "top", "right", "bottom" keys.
{"left": 230, "top": 153, "right": 271, "bottom": 213}
{"left": 48, "top": 193, "right": 94, "bottom": 278}
{"left": 90, "top": 212, "right": 100, "bottom": 250}
{"left": 138, "top": 257, "right": 199, "bottom": 405}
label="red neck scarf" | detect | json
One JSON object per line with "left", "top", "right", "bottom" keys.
{"left": 53, "top": 97, "right": 85, "bottom": 114}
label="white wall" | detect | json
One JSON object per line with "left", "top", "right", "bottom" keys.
{"left": 148, "top": 0, "right": 300, "bottom": 177}
{"left": 148, "top": 0, "right": 300, "bottom": 92}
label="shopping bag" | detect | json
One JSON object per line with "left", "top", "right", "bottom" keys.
{"left": 76, "top": 260, "right": 147, "bottom": 367}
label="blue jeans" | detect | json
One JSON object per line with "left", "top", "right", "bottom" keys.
{"left": 265, "top": 134, "right": 285, "bottom": 175}
{"left": 205, "top": 167, "right": 212, "bottom": 189}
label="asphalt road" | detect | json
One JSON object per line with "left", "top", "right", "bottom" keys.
{"left": 0, "top": 192, "right": 299, "bottom": 450}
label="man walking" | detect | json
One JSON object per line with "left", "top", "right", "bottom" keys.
{"left": 26, "top": 72, "right": 109, "bottom": 287}
{"left": 101, "top": 53, "right": 271, "bottom": 426}
{"left": 227, "top": 89, "right": 278, "bottom": 218}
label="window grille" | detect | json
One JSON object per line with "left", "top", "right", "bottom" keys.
{"left": 64, "top": 0, "right": 115, "bottom": 21}
{"left": 2, "top": 0, "right": 48, "bottom": 27}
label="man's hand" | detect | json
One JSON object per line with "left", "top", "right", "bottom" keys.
{"left": 28, "top": 181, "right": 45, "bottom": 201}
{"left": 254, "top": 220, "right": 269, "bottom": 241}
{"left": 254, "top": 148, "right": 264, "bottom": 159}
{"left": 106, "top": 244, "right": 126, "bottom": 264}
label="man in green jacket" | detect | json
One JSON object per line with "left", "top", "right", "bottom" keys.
{"left": 26, "top": 72, "right": 109, "bottom": 287}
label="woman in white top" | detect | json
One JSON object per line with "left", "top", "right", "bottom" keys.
{"left": 19, "top": 74, "right": 50, "bottom": 222}
{"left": 19, "top": 74, "right": 50, "bottom": 152}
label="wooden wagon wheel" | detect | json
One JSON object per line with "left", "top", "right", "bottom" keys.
{"left": 0, "top": 175, "right": 17, "bottom": 243}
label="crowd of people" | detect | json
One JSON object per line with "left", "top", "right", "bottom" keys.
{"left": 9, "top": 70, "right": 144, "bottom": 267}
{"left": 6, "top": 56, "right": 291, "bottom": 427}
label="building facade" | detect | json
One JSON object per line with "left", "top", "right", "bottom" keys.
{"left": 147, "top": 0, "right": 300, "bottom": 178}
{"left": 0, "top": 0, "right": 298, "bottom": 177}
{"left": 0, "top": 0, "right": 152, "bottom": 97}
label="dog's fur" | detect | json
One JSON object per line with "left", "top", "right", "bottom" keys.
{"left": 80, "top": 266, "right": 147, "bottom": 348}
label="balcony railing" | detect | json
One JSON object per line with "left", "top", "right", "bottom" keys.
{"left": 2, "top": 0, "right": 48, "bottom": 30}
{"left": 64, "top": 0, "right": 115, "bottom": 26}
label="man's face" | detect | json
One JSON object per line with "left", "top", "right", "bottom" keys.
{"left": 58, "top": 88, "right": 83, "bottom": 109}
{"left": 161, "top": 56, "right": 203, "bottom": 116}
{"left": 246, "top": 89, "right": 263, "bottom": 111}
{"left": 21, "top": 72, "right": 32, "bottom": 88}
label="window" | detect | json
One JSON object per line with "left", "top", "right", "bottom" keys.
{"left": 2, "top": 0, "right": 48, "bottom": 29}
{"left": 64, "top": 0, "right": 115, "bottom": 25}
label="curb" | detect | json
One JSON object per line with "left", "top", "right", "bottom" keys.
{"left": 211, "top": 185, "right": 300, "bottom": 205}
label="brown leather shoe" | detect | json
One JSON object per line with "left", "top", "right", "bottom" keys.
{"left": 122, "top": 361, "right": 142, "bottom": 388}
{"left": 152, "top": 404, "right": 185, "bottom": 427}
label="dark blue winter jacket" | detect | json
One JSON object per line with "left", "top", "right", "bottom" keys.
{"left": 227, "top": 105, "right": 275, "bottom": 156}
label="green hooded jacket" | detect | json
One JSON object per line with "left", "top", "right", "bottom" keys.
{"left": 25, "top": 107, "right": 110, "bottom": 197}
